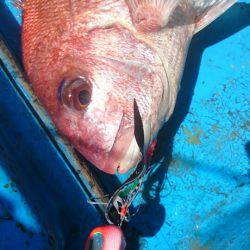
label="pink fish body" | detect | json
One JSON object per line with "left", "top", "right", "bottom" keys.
{"left": 22, "top": 0, "right": 236, "bottom": 174}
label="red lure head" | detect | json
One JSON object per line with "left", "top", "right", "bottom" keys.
{"left": 85, "top": 225, "right": 126, "bottom": 250}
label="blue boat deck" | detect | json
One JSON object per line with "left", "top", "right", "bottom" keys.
{"left": 0, "top": 1, "right": 249, "bottom": 249}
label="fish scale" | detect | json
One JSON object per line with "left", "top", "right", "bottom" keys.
{"left": 133, "top": 2, "right": 196, "bottom": 122}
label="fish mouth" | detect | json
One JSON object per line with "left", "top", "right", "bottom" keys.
{"left": 76, "top": 127, "right": 141, "bottom": 175}
{"left": 102, "top": 135, "right": 141, "bottom": 174}
{"left": 75, "top": 102, "right": 145, "bottom": 174}
{"left": 117, "top": 136, "right": 141, "bottom": 174}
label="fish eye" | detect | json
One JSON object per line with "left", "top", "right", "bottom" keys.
{"left": 60, "top": 77, "right": 92, "bottom": 110}
{"left": 78, "top": 88, "right": 91, "bottom": 106}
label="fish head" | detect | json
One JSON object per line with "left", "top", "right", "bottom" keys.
{"left": 54, "top": 61, "right": 138, "bottom": 175}
{"left": 24, "top": 23, "right": 167, "bottom": 174}
{"left": 23, "top": 0, "right": 237, "bottom": 174}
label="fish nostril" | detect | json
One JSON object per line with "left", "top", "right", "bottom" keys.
{"left": 58, "top": 76, "right": 92, "bottom": 110}
{"left": 57, "top": 80, "right": 66, "bottom": 103}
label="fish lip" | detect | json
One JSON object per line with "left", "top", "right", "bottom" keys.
{"left": 116, "top": 137, "right": 141, "bottom": 174}
{"left": 74, "top": 126, "right": 135, "bottom": 175}
{"left": 97, "top": 129, "right": 136, "bottom": 174}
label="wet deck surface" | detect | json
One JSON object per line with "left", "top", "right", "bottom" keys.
{"left": 0, "top": 1, "right": 249, "bottom": 249}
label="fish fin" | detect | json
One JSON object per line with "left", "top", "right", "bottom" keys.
{"left": 194, "top": 0, "right": 236, "bottom": 34}
{"left": 126, "top": 0, "right": 180, "bottom": 32}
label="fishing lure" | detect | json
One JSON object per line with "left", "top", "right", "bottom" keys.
{"left": 85, "top": 100, "right": 156, "bottom": 250}
{"left": 88, "top": 99, "right": 156, "bottom": 227}
{"left": 105, "top": 162, "right": 147, "bottom": 226}
{"left": 105, "top": 99, "right": 155, "bottom": 227}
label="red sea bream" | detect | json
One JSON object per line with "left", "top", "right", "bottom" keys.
{"left": 21, "top": 0, "right": 236, "bottom": 174}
